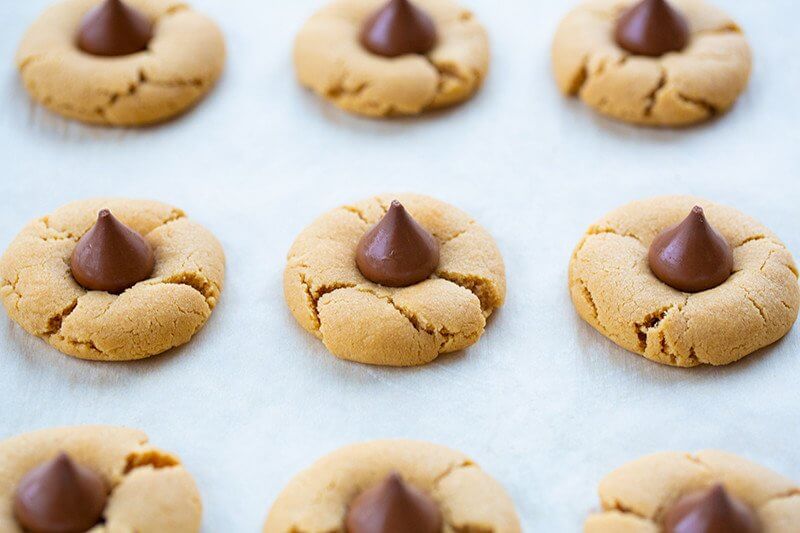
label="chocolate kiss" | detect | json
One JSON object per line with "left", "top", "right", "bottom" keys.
{"left": 77, "top": 0, "right": 153, "bottom": 57}
{"left": 70, "top": 209, "right": 155, "bottom": 293}
{"left": 356, "top": 200, "right": 440, "bottom": 287}
{"left": 360, "top": 0, "right": 438, "bottom": 57}
{"left": 14, "top": 453, "right": 108, "bottom": 533}
{"left": 664, "top": 484, "right": 762, "bottom": 533}
{"left": 346, "top": 472, "right": 443, "bottom": 533}
{"left": 615, "top": 0, "right": 690, "bottom": 57}
{"left": 648, "top": 206, "right": 733, "bottom": 293}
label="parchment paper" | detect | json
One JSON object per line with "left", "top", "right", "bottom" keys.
{"left": 1, "top": 0, "right": 798, "bottom": 530}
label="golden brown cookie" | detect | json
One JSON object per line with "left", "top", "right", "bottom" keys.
{"left": 552, "top": 0, "right": 751, "bottom": 126}
{"left": 0, "top": 198, "right": 225, "bottom": 361}
{"left": 284, "top": 194, "right": 505, "bottom": 366}
{"left": 586, "top": 451, "right": 800, "bottom": 532}
{"left": 568, "top": 196, "right": 799, "bottom": 366}
{"left": 293, "top": 0, "right": 490, "bottom": 117}
{"left": 263, "top": 440, "right": 521, "bottom": 532}
{"left": 16, "top": 0, "right": 225, "bottom": 126}
{"left": 0, "top": 425, "right": 202, "bottom": 532}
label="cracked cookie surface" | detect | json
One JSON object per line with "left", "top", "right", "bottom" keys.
{"left": 552, "top": 0, "right": 751, "bottom": 126}
{"left": 263, "top": 439, "right": 521, "bottom": 533}
{"left": 585, "top": 450, "right": 800, "bottom": 532}
{"left": 284, "top": 193, "right": 505, "bottom": 366}
{"left": 0, "top": 198, "right": 225, "bottom": 361}
{"left": 293, "top": 0, "right": 489, "bottom": 117}
{"left": 16, "top": 0, "right": 225, "bottom": 126}
{"left": 0, "top": 425, "right": 202, "bottom": 532}
{"left": 568, "top": 196, "right": 799, "bottom": 367}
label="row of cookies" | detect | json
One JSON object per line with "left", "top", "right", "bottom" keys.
{"left": 1, "top": 195, "right": 796, "bottom": 367}
{"left": 16, "top": 0, "right": 751, "bottom": 126}
{"left": 2, "top": 425, "right": 797, "bottom": 532}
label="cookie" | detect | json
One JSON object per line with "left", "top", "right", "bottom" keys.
{"left": 568, "top": 196, "right": 799, "bottom": 366}
{"left": 293, "top": 0, "right": 490, "bottom": 117}
{"left": 586, "top": 450, "right": 800, "bottom": 532}
{"left": 0, "top": 198, "right": 225, "bottom": 361}
{"left": 16, "top": 0, "right": 225, "bottom": 126}
{"left": 0, "top": 425, "right": 202, "bottom": 532}
{"left": 263, "top": 440, "right": 521, "bottom": 532}
{"left": 552, "top": 0, "right": 752, "bottom": 126}
{"left": 284, "top": 194, "right": 506, "bottom": 366}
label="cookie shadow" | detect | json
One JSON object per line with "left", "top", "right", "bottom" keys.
{"left": 585, "top": 105, "right": 727, "bottom": 142}
{"left": 2, "top": 310, "right": 220, "bottom": 389}
{"left": 7, "top": 69, "right": 223, "bottom": 141}
{"left": 571, "top": 306, "right": 795, "bottom": 384}
{"left": 306, "top": 88, "right": 482, "bottom": 134}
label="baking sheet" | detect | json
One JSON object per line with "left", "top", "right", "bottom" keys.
{"left": 1, "top": 0, "right": 799, "bottom": 530}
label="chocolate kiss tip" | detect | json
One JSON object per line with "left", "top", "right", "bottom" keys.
{"left": 664, "top": 484, "right": 761, "bottom": 533}
{"left": 77, "top": 0, "right": 153, "bottom": 57}
{"left": 355, "top": 200, "right": 440, "bottom": 287}
{"left": 345, "top": 472, "right": 442, "bottom": 533}
{"left": 648, "top": 205, "right": 733, "bottom": 293}
{"left": 360, "top": 0, "right": 438, "bottom": 58}
{"left": 70, "top": 209, "right": 155, "bottom": 293}
{"left": 14, "top": 452, "right": 107, "bottom": 533}
{"left": 614, "top": 0, "right": 689, "bottom": 57}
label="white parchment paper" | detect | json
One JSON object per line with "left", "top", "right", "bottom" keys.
{"left": 1, "top": 0, "right": 798, "bottom": 531}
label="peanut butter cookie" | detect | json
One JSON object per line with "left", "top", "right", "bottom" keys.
{"left": 0, "top": 198, "right": 224, "bottom": 361}
{"left": 264, "top": 440, "right": 521, "bottom": 533}
{"left": 552, "top": 0, "right": 751, "bottom": 126}
{"left": 16, "top": 0, "right": 225, "bottom": 126}
{"left": 569, "top": 196, "right": 799, "bottom": 366}
{"left": 586, "top": 450, "right": 800, "bottom": 532}
{"left": 293, "top": 0, "right": 489, "bottom": 117}
{"left": 284, "top": 194, "right": 505, "bottom": 366}
{"left": 0, "top": 425, "right": 202, "bottom": 533}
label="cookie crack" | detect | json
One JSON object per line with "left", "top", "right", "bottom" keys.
{"left": 433, "top": 459, "right": 474, "bottom": 487}
{"left": 300, "top": 272, "right": 357, "bottom": 331}
{"left": 40, "top": 216, "right": 80, "bottom": 242}
{"left": 635, "top": 306, "right": 671, "bottom": 352}
{"left": 437, "top": 222, "right": 476, "bottom": 245}
{"left": 568, "top": 55, "right": 589, "bottom": 95}
{"left": 326, "top": 79, "right": 370, "bottom": 101}
{"left": 754, "top": 248, "right": 798, "bottom": 281}
{"left": 608, "top": 499, "right": 649, "bottom": 520}
{"left": 124, "top": 449, "right": 179, "bottom": 473}
{"left": 48, "top": 333, "right": 102, "bottom": 356}
{"left": 342, "top": 205, "right": 371, "bottom": 225}
{"left": 740, "top": 286, "right": 767, "bottom": 324}
{"left": 17, "top": 54, "right": 45, "bottom": 73}
{"left": 644, "top": 67, "right": 668, "bottom": 117}
{"left": 587, "top": 225, "right": 643, "bottom": 244}
{"left": 694, "top": 23, "right": 742, "bottom": 36}
{"left": 160, "top": 271, "right": 219, "bottom": 309}
{"left": 436, "top": 271, "right": 500, "bottom": 316}
{"left": 96, "top": 69, "right": 207, "bottom": 120}
{"left": 300, "top": 271, "right": 480, "bottom": 353}
{"left": 355, "top": 287, "right": 429, "bottom": 337}
{"left": 635, "top": 297, "right": 692, "bottom": 364}
{"left": 0, "top": 273, "right": 23, "bottom": 311}
{"left": 355, "top": 286, "right": 473, "bottom": 352}
{"left": 423, "top": 56, "right": 483, "bottom": 111}
{"left": 157, "top": 209, "right": 187, "bottom": 228}
{"left": 44, "top": 299, "right": 79, "bottom": 336}
{"left": 164, "top": 3, "right": 190, "bottom": 16}
{"left": 735, "top": 234, "right": 770, "bottom": 249}
{"left": 574, "top": 278, "right": 606, "bottom": 332}
{"left": 434, "top": 460, "right": 499, "bottom": 532}
{"left": 676, "top": 92, "right": 718, "bottom": 117}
